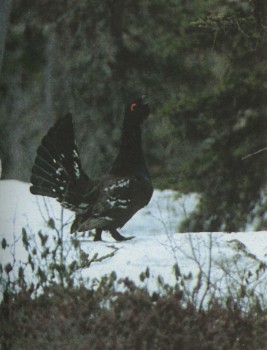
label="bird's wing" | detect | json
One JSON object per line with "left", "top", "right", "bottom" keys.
{"left": 30, "top": 113, "right": 96, "bottom": 213}
{"left": 76, "top": 176, "right": 134, "bottom": 231}
{"left": 98, "top": 176, "right": 133, "bottom": 214}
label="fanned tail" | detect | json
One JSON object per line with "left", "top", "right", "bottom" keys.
{"left": 30, "top": 113, "right": 95, "bottom": 212}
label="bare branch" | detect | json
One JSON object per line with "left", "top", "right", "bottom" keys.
{"left": 242, "top": 147, "right": 267, "bottom": 160}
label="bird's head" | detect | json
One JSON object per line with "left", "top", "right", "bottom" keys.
{"left": 125, "top": 95, "right": 150, "bottom": 124}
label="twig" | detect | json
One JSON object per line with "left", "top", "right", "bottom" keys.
{"left": 242, "top": 147, "right": 267, "bottom": 160}
{"left": 198, "top": 233, "right": 213, "bottom": 310}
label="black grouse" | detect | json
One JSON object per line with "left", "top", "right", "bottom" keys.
{"left": 30, "top": 96, "right": 153, "bottom": 241}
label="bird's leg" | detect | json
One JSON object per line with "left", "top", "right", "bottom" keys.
{"left": 94, "top": 228, "right": 103, "bottom": 241}
{"left": 109, "top": 228, "right": 134, "bottom": 242}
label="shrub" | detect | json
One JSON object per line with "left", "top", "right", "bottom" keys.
{"left": 1, "top": 275, "right": 267, "bottom": 350}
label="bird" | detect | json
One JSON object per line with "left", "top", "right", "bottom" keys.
{"left": 30, "top": 96, "right": 153, "bottom": 241}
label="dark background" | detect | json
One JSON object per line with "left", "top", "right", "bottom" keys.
{"left": 0, "top": 0, "right": 266, "bottom": 231}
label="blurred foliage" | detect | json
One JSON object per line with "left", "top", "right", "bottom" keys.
{"left": 1, "top": 275, "right": 267, "bottom": 349}
{"left": 0, "top": 0, "right": 266, "bottom": 230}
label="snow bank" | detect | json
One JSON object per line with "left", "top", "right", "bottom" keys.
{"left": 0, "top": 180, "right": 267, "bottom": 308}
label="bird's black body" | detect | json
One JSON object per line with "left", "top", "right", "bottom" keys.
{"left": 30, "top": 97, "right": 153, "bottom": 241}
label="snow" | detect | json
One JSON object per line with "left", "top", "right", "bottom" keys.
{"left": 0, "top": 180, "right": 267, "bottom": 308}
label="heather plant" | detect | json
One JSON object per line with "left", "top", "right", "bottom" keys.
{"left": 0, "top": 200, "right": 118, "bottom": 299}
{"left": 1, "top": 208, "right": 267, "bottom": 349}
{"left": 1, "top": 271, "right": 267, "bottom": 350}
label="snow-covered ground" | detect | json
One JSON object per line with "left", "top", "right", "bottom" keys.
{"left": 0, "top": 180, "right": 267, "bottom": 308}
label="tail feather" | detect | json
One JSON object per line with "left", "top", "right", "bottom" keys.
{"left": 30, "top": 113, "right": 95, "bottom": 213}
{"left": 30, "top": 185, "right": 57, "bottom": 198}
{"left": 34, "top": 152, "right": 64, "bottom": 177}
{"left": 32, "top": 163, "right": 57, "bottom": 183}
{"left": 32, "top": 146, "right": 71, "bottom": 186}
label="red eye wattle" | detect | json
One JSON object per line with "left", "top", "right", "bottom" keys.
{"left": 130, "top": 103, "right": 137, "bottom": 111}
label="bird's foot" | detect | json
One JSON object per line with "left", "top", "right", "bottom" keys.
{"left": 110, "top": 229, "right": 135, "bottom": 242}
{"left": 94, "top": 229, "right": 103, "bottom": 241}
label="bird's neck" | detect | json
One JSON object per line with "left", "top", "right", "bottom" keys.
{"left": 110, "top": 122, "right": 146, "bottom": 176}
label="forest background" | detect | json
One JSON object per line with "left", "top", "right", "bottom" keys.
{"left": 0, "top": 0, "right": 266, "bottom": 232}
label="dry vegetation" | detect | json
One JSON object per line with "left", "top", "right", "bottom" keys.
{"left": 1, "top": 276, "right": 267, "bottom": 350}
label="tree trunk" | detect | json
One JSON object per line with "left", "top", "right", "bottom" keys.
{"left": 0, "top": 0, "right": 12, "bottom": 74}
